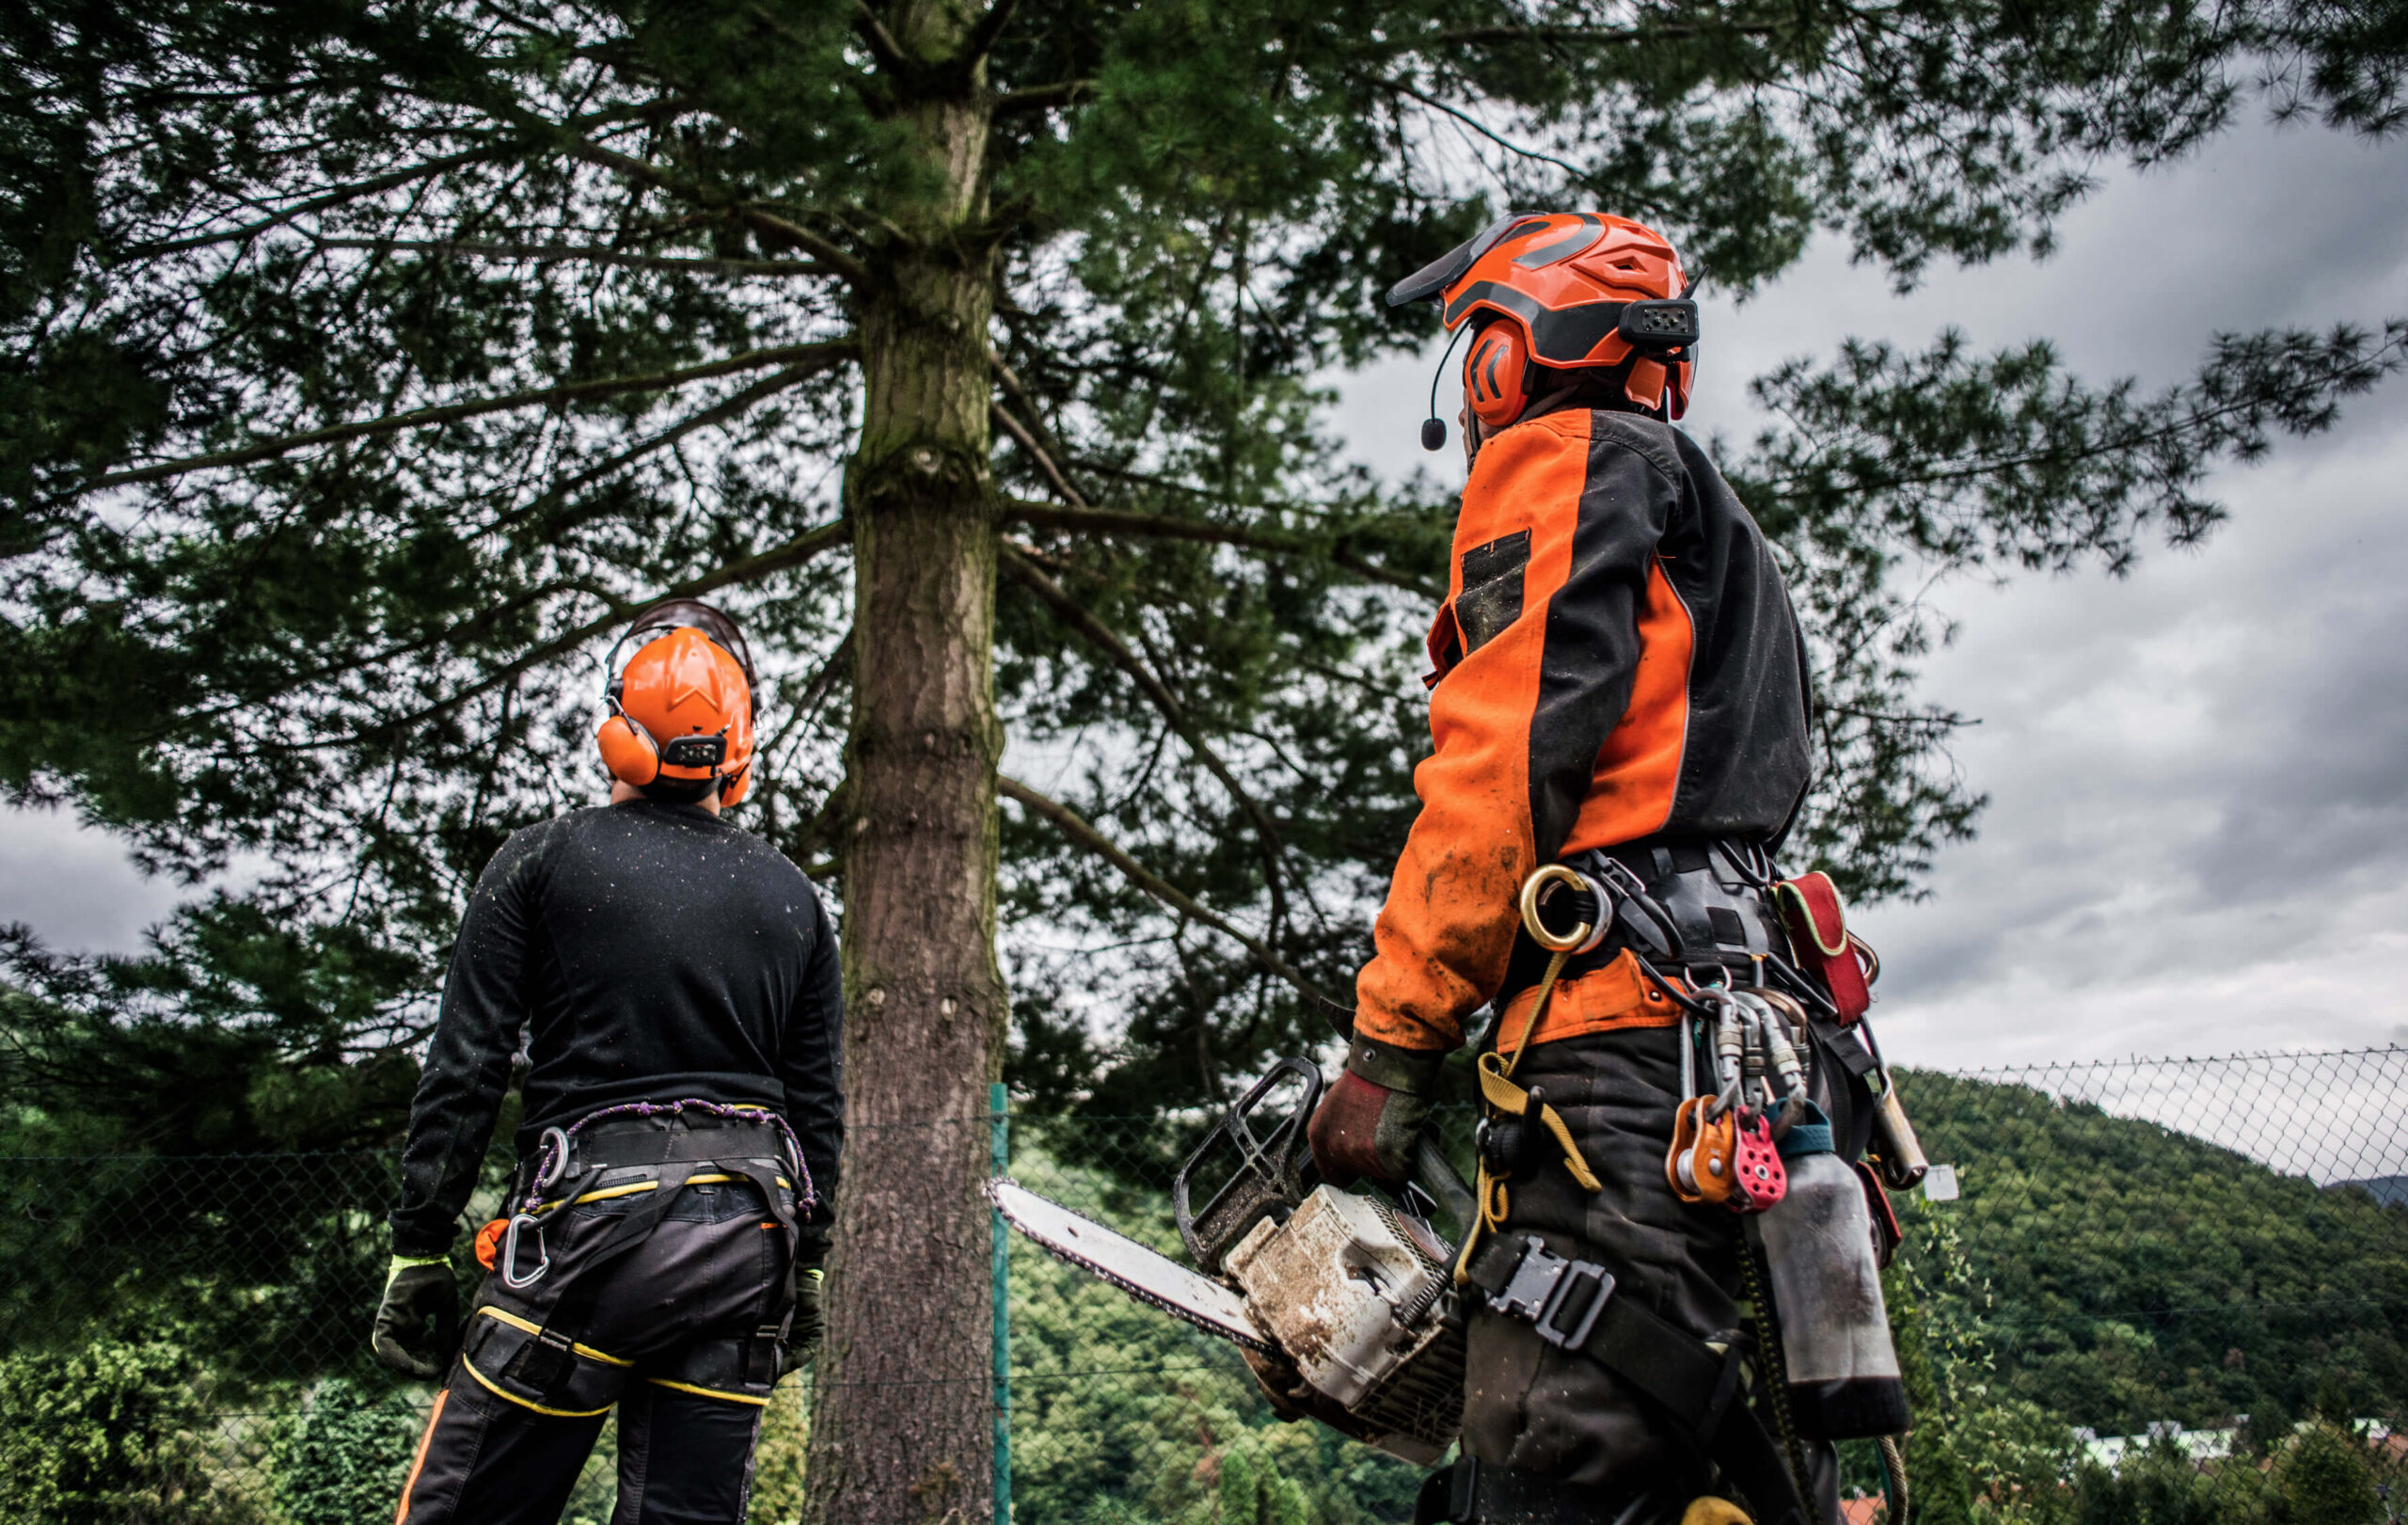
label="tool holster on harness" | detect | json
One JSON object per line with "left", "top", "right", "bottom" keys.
{"left": 463, "top": 1109, "right": 806, "bottom": 1413}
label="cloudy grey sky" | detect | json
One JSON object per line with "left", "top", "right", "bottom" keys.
{"left": 4, "top": 111, "right": 2402, "bottom": 1080}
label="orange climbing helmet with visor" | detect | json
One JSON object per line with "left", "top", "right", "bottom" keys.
{"left": 595, "top": 598, "right": 758, "bottom": 806}
{"left": 1388, "top": 212, "right": 1698, "bottom": 438}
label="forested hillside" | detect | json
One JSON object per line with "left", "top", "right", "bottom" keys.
{"left": 1895, "top": 1072, "right": 2408, "bottom": 1438}
{"left": 3, "top": 1063, "right": 2402, "bottom": 1520}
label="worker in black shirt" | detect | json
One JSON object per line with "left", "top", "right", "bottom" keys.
{"left": 374, "top": 599, "right": 845, "bottom": 1525}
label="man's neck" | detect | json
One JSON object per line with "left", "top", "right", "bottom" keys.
{"left": 608, "top": 780, "right": 722, "bottom": 816}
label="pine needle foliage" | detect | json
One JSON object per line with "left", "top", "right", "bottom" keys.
{"left": 0, "top": 0, "right": 2400, "bottom": 1142}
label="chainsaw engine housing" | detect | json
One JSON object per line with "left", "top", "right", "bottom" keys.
{"left": 1225, "top": 1184, "right": 1465, "bottom": 1462}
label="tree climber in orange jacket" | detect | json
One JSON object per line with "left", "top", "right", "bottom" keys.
{"left": 1310, "top": 213, "right": 1828, "bottom": 1524}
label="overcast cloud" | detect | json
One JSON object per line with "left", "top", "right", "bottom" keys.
{"left": 5, "top": 114, "right": 2403, "bottom": 1078}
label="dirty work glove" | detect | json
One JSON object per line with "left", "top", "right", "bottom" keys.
{"left": 372, "top": 1255, "right": 458, "bottom": 1379}
{"left": 784, "top": 1268, "right": 826, "bottom": 1373}
{"left": 1307, "top": 1036, "right": 1444, "bottom": 1186}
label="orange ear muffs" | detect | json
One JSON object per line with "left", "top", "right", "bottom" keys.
{"left": 596, "top": 708, "right": 661, "bottom": 787}
{"left": 1464, "top": 323, "right": 1531, "bottom": 430}
{"left": 718, "top": 762, "right": 752, "bottom": 808}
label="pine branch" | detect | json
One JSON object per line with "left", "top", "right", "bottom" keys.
{"left": 311, "top": 236, "right": 829, "bottom": 278}
{"left": 851, "top": 1, "right": 912, "bottom": 73}
{"left": 508, "top": 361, "right": 832, "bottom": 525}
{"left": 554, "top": 137, "right": 870, "bottom": 281}
{"left": 1389, "top": 21, "right": 1783, "bottom": 52}
{"left": 678, "top": 518, "right": 854, "bottom": 602}
{"left": 121, "top": 148, "right": 507, "bottom": 260}
{"left": 993, "top": 79, "right": 1093, "bottom": 115}
{"left": 90, "top": 339, "right": 856, "bottom": 491}
{"left": 998, "top": 543, "right": 1295, "bottom": 942}
{"left": 997, "top": 775, "right": 1342, "bottom": 1021}
{"left": 1374, "top": 78, "right": 1593, "bottom": 183}
{"left": 271, "top": 518, "right": 852, "bottom": 752}
{"left": 961, "top": 0, "right": 1023, "bottom": 66}
{"left": 1007, "top": 500, "right": 1440, "bottom": 597}
{"left": 991, "top": 406, "right": 1090, "bottom": 507}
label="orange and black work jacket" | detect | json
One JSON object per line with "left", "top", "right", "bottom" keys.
{"left": 1355, "top": 407, "right": 1812, "bottom": 1056}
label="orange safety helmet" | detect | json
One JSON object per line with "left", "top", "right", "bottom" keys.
{"left": 1388, "top": 211, "right": 1698, "bottom": 435}
{"left": 595, "top": 598, "right": 758, "bottom": 806}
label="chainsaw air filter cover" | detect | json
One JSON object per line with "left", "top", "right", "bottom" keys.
{"left": 1224, "top": 1184, "right": 1465, "bottom": 1463}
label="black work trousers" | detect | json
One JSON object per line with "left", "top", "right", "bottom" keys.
{"left": 1463, "top": 1025, "right": 1840, "bottom": 1524}
{"left": 396, "top": 1177, "right": 791, "bottom": 1525}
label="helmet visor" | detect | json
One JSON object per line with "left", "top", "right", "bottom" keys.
{"left": 1386, "top": 212, "right": 1543, "bottom": 309}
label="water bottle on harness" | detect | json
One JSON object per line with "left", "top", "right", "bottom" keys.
{"left": 461, "top": 1099, "right": 815, "bottom": 1415}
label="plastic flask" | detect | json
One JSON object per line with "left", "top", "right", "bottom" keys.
{"left": 1756, "top": 1145, "right": 1909, "bottom": 1439}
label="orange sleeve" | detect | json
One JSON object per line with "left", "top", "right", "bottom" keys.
{"left": 1353, "top": 411, "right": 1680, "bottom": 1053}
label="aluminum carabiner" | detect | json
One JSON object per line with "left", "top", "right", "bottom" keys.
{"left": 499, "top": 1213, "right": 550, "bottom": 1289}
{"left": 532, "top": 1125, "right": 571, "bottom": 1193}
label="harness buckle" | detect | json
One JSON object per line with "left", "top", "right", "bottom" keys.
{"left": 1487, "top": 1235, "right": 1615, "bottom": 1351}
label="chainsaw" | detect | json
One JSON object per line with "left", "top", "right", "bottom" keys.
{"left": 989, "top": 1057, "right": 1479, "bottom": 1463}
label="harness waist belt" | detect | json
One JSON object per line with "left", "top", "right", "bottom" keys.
{"left": 569, "top": 1116, "right": 787, "bottom": 1171}
{"left": 1496, "top": 837, "right": 1786, "bottom": 1010}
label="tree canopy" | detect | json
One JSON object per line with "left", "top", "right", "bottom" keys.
{"left": 2, "top": 0, "right": 2400, "bottom": 1130}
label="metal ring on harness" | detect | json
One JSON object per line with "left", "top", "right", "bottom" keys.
{"left": 533, "top": 1125, "right": 571, "bottom": 1192}
{"left": 500, "top": 1213, "right": 551, "bottom": 1289}
{"left": 1518, "top": 865, "right": 1610, "bottom": 955}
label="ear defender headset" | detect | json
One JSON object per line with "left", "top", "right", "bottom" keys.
{"left": 1463, "top": 322, "right": 1534, "bottom": 431}
{"left": 595, "top": 598, "right": 759, "bottom": 806}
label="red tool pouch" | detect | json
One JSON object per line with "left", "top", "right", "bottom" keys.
{"left": 1774, "top": 872, "right": 1872, "bottom": 1025}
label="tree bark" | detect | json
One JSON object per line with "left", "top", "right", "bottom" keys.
{"left": 807, "top": 7, "right": 1005, "bottom": 1522}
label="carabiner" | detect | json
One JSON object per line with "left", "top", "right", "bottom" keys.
{"left": 500, "top": 1213, "right": 550, "bottom": 1289}
{"left": 533, "top": 1125, "right": 571, "bottom": 1193}
{"left": 1517, "top": 864, "right": 1611, "bottom": 954}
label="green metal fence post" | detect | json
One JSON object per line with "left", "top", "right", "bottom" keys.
{"left": 990, "top": 1080, "right": 1012, "bottom": 1523}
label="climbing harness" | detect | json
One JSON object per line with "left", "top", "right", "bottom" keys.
{"left": 492, "top": 1102, "right": 807, "bottom": 1294}
{"left": 458, "top": 1099, "right": 815, "bottom": 1415}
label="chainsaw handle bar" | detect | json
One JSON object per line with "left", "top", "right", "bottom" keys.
{"left": 1173, "top": 1056, "right": 1324, "bottom": 1273}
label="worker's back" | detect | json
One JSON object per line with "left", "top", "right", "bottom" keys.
{"left": 454, "top": 799, "right": 838, "bottom": 1136}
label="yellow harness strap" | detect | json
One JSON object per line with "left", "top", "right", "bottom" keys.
{"left": 1476, "top": 1055, "right": 1603, "bottom": 1193}
{"left": 1454, "top": 924, "right": 1607, "bottom": 1282}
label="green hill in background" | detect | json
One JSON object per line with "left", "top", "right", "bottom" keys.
{"left": 1895, "top": 1070, "right": 2408, "bottom": 1438}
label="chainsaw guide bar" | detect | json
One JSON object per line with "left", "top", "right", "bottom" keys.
{"left": 987, "top": 1178, "right": 1275, "bottom": 1354}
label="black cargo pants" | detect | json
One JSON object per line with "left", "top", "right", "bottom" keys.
{"left": 1463, "top": 1024, "right": 1840, "bottom": 1523}
{"left": 396, "top": 1173, "right": 794, "bottom": 1525}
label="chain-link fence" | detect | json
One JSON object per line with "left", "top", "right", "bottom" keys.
{"left": 3, "top": 1049, "right": 2403, "bottom": 1523}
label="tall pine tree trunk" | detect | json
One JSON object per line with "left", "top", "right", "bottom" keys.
{"left": 808, "top": 8, "right": 1005, "bottom": 1520}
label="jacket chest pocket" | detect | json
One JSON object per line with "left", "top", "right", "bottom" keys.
{"left": 1455, "top": 530, "right": 1530, "bottom": 653}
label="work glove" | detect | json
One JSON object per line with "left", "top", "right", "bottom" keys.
{"left": 372, "top": 1255, "right": 459, "bottom": 1380}
{"left": 1307, "top": 1035, "right": 1443, "bottom": 1186}
{"left": 783, "top": 1267, "right": 827, "bottom": 1373}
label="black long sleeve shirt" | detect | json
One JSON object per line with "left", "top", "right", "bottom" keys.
{"left": 389, "top": 800, "right": 844, "bottom": 1257}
